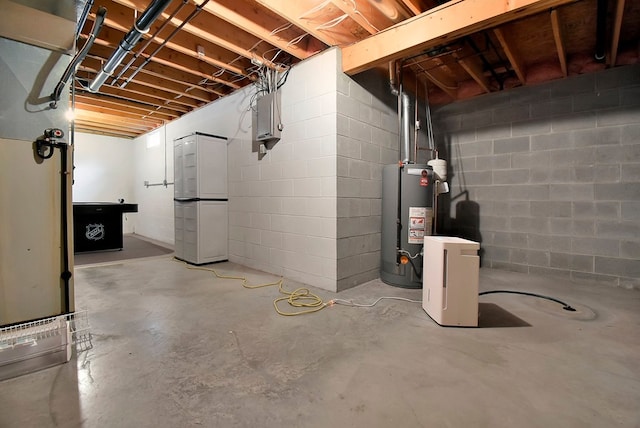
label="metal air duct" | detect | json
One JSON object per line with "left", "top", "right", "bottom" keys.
{"left": 88, "top": 0, "right": 172, "bottom": 93}
{"left": 401, "top": 92, "right": 411, "bottom": 164}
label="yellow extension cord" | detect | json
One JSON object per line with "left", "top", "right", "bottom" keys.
{"left": 182, "top": 263, "right": 330, "bottom": 316}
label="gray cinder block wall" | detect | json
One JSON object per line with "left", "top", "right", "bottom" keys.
{"left": 432, "top": 64, "right": 640, "bottom": 289}
{"left": 336, "top": 68, "right": 400, "bottom": 291}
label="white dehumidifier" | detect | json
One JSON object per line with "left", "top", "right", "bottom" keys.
{"left": 423, "top": 236, "right": 480, "bottom": 327}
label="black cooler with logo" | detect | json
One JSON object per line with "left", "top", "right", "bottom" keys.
{"left": 73, "top": 202, "right": 138, "bottom": 252}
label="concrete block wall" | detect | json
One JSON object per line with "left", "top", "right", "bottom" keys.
{"left": 432, "top": 64, "right": 640, "bottom": 288}
{"left": 228, "top": 49, "right": 339, "bottom": 291}
{"left": 128, "top": 47, "right": 417, "bottom": 292}
{"left": 335, "top": 67, "right": 399, "bottom": 290}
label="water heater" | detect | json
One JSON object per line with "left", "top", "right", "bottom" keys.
{"left": 380, "top": 163, "right": 433, "bottom": 288}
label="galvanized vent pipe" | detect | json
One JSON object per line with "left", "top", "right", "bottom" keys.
{"left": 88, "top": 0, "right": 172, "bottom": 93}
{"left": 111, "top": 0, "right": 190, "bottom": 86}
{"left": 389, "top": 61, "right": 412, "bottom": 164}
{"left": 401, "top": 92, "right": 411, "bottom": 164}
{"left": 120, "top": 0, "right": 209, "bottom": 89}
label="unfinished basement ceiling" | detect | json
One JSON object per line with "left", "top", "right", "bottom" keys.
{"left": 73, "top": 0, "right": 640, "bottom": 138}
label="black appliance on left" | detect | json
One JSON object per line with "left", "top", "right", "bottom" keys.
{"left": 73, "top": 202, "right": 138, "bottom": 252}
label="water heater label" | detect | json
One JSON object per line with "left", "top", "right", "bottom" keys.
{"left": 407, "top": 168, "right": 426, "bottom": 176}
{"left": 408, "top": 207, "right": 427, "bottom": 244}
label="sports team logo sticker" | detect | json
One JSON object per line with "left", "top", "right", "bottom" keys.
{"left": 85, "top": 223, "right": 105, "bottom": 241}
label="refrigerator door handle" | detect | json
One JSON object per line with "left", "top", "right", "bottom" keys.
{"left": 174, "top": 197, "right": 199, "bottom": 202}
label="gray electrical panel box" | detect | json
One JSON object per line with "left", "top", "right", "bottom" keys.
{"left": 255, "top": 91, "right": 282, "bottom": 142}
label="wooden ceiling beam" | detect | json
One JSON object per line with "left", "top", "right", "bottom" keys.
{"left": 74, "top": 94, "right": 178, "bottom": 120}
{"left": 77, "top": 69, "right": 198, "bottom": 110}
{"left": 87, "top": 2, "right": 250, "bottom": 77}
{"left": 73, "top": 101, "right": 165, "bottom": 125}
{"left": 400, "top": 0, "right": 430, "bottom": 15}
{"left": 341, "top": 0, "right": 579, "bottom": 75}
{"left": 90, "top": 34, "right": 244, "bottom": 91}
{"left": 329, "top": 0, "right": 401, "bottom": 34}
{"left": 550, "top": 9, "right": 568, "bottom": 76}
{"left": 451, "top": 44, "right": 491, "bottom": 93}
{"left": 74, "top": 111, "right": 155, "bottom": 132}
{"left": 255, "top": 0, "right": 361, "bottom": 46}
{"left": 610, "top": 0, "right": 626, "bottom": 67}
{"left": 330, "top": 0, "right": 377, "bottom": 34}
{"left": 111, "top": 0, "right": 283, "bottom": 69}
{"left": 86, "top": 44, "right": 229, "bottom": 96}
{"left": 74, "top": 85, "right": 186, "bottom": 117}
{"left": 352, "top": 0, "right": 413, "bottom": 21}
{"left": 493, "top": 27, "right": 527, "bottom": 85}
{"left": 82, "top": 69, "right": 203, "bottom": 110}
{"left": 80, "top": 57, "right": 214, "bottom": 104}
{"left": 73, "top": 122, "right": 143, "bottom": 138}
{"left": 201, "top": 0, "right": 322, "bottom": 60}
{"left": 415, "top": 60, "right": 458, "bottom": 100}
{"left": 85, "top": 10, "right": 249, "bottom": 81}
{"left": 148, "top": 51, "right": 244, "bottom": 90}
{"left": 99, "top": 82, "right": 194, "bottom": 110}
{"left": 74, "top": 113, "right": 150, "bottom": 130}
{"left": 74, "top": 120, "right": 153, "bottom": 134}
{"left": 120, "top": 72, "right": 212, "bottom": 103}
{"left": 74, "top": 128, "right": 139, "bottom": 139}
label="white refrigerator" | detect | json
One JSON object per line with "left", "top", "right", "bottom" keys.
{"left": 174, "top": 132, "right": 228, "bottom": 265}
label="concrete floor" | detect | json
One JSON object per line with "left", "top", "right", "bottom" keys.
{"left": 1, "top": 255, "right": 639, "bottom": 427}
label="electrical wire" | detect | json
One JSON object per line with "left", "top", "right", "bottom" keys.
{"left": 349, "top": 0, "right": 380, "bottom": 33}
{"left": 287, "top": 33, "right": 308, "bottom": 47}
{"left": 331, "top": 296, "right": 421, "bottom": 307}
{"left": 479, "top": 290, "right": 576, "bottom": 311}
{"left": 180, "top": 262, "right": 330, "bottom": 316}
{"left": 316, "top": 14, "right": 349, "bottom": 31}
{"left": 333, "top": 290, "right": 576, "bottom": 313}
{"left": 183, "top": 260, "right": 423, "bottom": 315}
{"left": 298, "top": 0, "right": 332, "bottom": 19}
{"left": 177, "top": 261, "right": 577, "bottom": 318}
{"left": 184, "top": 264, "right": 280, "bottom": 288}
{"left": 273, "top": 285, "right": 328, "bottom": 316}
{"left": 269, "top": 22, "right": 293, "bottom": 36}
{"left": 406, "top": 256, "right": 421, "bottom": 280}
{"left": 398, "top": 249, "right": 421, "bottom": 259}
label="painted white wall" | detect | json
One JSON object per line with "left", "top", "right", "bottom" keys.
{"left": 130, "top": 48, "right": 399, "bottom": 292}
{"left": 132, "top": 85, "right": 254, "bottom": 245}
{"left": 73, "top": 132, "right": 136, "bottom": 233}
{"left": 0, "top": 37, "right": 72, "bottom": 324}
{"left": 228, "top": 48, "right": 339, "bottom": 291}
{"left": 131, "top": 49, "right": 340, "bottom": 290}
